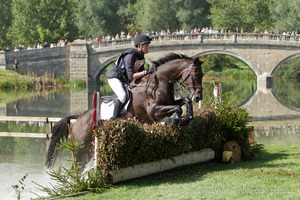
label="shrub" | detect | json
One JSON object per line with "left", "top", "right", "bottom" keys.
{"left": 203, "top": 92, "right": 263, "bottom": 161}
{"left": 94, "top": 92, "right": 263, "bottom": 182}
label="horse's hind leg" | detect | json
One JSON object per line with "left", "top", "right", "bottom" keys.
{"left": 75, "top": 142, "right": 95, "bottom": 173}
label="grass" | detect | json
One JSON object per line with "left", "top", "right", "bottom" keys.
{"left": 62, "top": 145, "right": 300, "bottom": 200}
{"left": 205, "top": 68, "right": 256, "bottom": 79}
{"left": 0, "top": 69, "right": 72, "bottom": 91}
{"left": 0, "top": 69, "right": 85, "bottom": 104}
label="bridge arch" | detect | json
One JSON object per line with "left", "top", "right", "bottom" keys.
{"left": 92, "top": 56, "right": 118, "bottom": 91}
{"left": 271, "top": 53, "right": 300, "bottom": 77}
{"left": 192, "top": 50, "right": 257, "bottom": 76}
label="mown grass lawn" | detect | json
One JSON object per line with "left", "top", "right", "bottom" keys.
{"left": 64, "top": 145, "right": 300, "bottom": 200}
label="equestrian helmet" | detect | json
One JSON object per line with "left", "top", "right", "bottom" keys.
{"left": 134, "top": 34, "right": 152, "bottom": 47}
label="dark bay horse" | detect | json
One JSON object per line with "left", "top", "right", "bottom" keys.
{"left": 46, "top": 53, "right": 204, "bottom": 170}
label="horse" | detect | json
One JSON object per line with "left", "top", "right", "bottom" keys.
{"left": 45, "top": 53, "right": 204, "bottom": 170}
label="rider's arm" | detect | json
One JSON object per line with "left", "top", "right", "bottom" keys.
{"left": 124, "top": 54, "right": 147, "bottom": 82}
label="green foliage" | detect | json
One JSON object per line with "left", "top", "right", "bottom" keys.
{"left": 0, "top": 121, "right": 44, "bottom": 133}
{"left": 207, "top": 0, "right": 274, "bottom": 32}
{"left": 273, "top": 78, "right": 300, "bottom": 109}
{"left": 0, "top": 0, "right": 13, "bottom": 49}
{"left": 276, "top": 57, "right": 300, "bottom": 80}
{"left": 7, "top": 0, "right": 78, "bottom": 47}
{"left": 134, "top": 0, "right": 210, "bottom": 33}
{"left": 202, "top": 54, "right": 250, "bottom": 73}
{"left": 68, "top": 79, "right": 86, "bottom": 91}
{"left": 208, "top": 92, "right": 263, "bottom": 160}
{"left": 269, "top": 0, "right": 300, "bottom": 32}
{"left": 0, "top": 70, "right": 79, "bottom": 92}
{"left": 205, "top": 68, "right": 255, "bottom": 79}
{"left": 1, "top": 1, "right": 300, "bottom": 49}
{"left": 212, "top": 93, "right": 254, "bottom": 160}
{"left": 76, "top": 0, "right": 129, "bottom": 38}
{"left": 36, "top": 137, "right": 107, "bottom": 198}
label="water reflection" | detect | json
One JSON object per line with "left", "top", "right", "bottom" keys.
{"left": 254, "top": 126, "right": 300, "bottom": 145}
{"left": 0, "top": 137, "right": 52, "bottom": 199}
{"left": 273, "top": 78, "right": 300, "bottom": 110}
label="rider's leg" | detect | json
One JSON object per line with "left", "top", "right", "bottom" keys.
{"left": 108, "top": 78, "right": 126, "bottom": 119}
{"left": 112, "top": 99, "right": 123, "bottom": 119}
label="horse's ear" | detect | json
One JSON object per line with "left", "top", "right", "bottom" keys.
{"left": 200, "top": 57, "right": 207, "bottom": 63}
{"left": 194, "top": 57, "right": 206, "bottom": 66}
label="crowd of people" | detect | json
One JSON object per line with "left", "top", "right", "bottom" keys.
{"left": 5, "top": 27, "right": 299, "bottom": 52}
{"left": 91, "top": 27, "right": 299, "bottom": 47}
{"left": 12, "top": 39, "right": 69, "bottom": 52}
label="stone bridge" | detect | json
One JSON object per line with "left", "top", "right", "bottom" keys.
{"left": 1, "top": 33, "right": 299, "bottom": 118}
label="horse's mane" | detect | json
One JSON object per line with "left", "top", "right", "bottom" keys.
{"left": 152, "top": 53, "right": 191, "bottom": 68}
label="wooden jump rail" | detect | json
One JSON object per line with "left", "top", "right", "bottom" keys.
{"left": 0, "top": 116, "right": 66, "bottom": 138}
{"left": 0, "top": 116, "right": 61, "bottom": 122}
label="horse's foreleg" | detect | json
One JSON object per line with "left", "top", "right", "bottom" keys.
{"left": 150, "top": 105, "right": 182, "bottom": 121}
{"left": 170, "top": 97, "right": 193, "bottom": 126}
{"left": 184, "top": 97, "right": 193, "bottom": 120}
{"left": 173, "top": 97, "right": 193, "bottom": 118}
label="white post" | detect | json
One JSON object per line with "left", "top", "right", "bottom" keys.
{"left": 198, "top": 100, "right": 202, "bottom": 109}
{"left": 214, "top": 85, "right": 218, "bottom": 109}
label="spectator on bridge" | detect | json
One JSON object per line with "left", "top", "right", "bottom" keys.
{"left": 13, "top": 59, "right": 19, "bottom": 71}
{"left": 106, "top": 34, "right": 153, "bottom": 119}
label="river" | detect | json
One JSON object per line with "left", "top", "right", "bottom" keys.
{"left": 0, "top": 78, "right": 300, "bottom": 199}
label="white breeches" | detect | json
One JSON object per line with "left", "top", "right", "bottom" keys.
{"left": 108, "top": 78, "right": 126, "bottom": 103}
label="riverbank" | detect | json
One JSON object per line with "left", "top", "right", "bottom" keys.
{"left": 60, "top": 145, "right": 300, "bottom": 200}
{"left": 0, "top": 69, "right": 86, "bottom": 91}
{"left": 0, "top": 70, "right": 67, "bottom": 90}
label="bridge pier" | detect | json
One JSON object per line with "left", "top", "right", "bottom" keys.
{"left": 0, "top": 51, "right": 6, "bottom": 69}
{"left": 257, "top": 73, "right": 273, "bottom": 91}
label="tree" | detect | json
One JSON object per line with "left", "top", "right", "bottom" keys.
{"left": 7, "top": 0, "right": 40, "bottom": 47}
{"left": 7, "top": 0, "right": 78, "bottom": 48}
{"left": 134, "top": 0, "right": 210, "bottom": 33}
{"left": 202, "top": 55, "right": 233, "bottom": 72}
{"left": 36, "top": 0, "right": 79, "bottom": 43}
{"left": 0, "top": 0, "right": 13, "bottom": 50}
{"left": 207, "top": 0, "right": 274, "bottom": 32}
{"left": 134, "top": 0, "right": 178, "bottom": 33}
{"left": 76, "top": 0, "right": 130, "bottom": 39}
{"left": 174, "top": 0, "right": 211, "bottom": 31}
{"left": 269, "top": 0, "right": 300, "bottom": 33}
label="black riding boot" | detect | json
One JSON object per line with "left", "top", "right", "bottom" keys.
{"left": 111, "top": 99, "right": 123, "bottom": 119}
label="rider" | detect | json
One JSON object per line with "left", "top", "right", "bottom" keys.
{"left": 106, "top": 34, "right": 153, "bottom": 119}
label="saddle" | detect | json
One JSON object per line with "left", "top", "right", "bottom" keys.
{"left": 92, "top": 89, "right": 132, "bottom": 124}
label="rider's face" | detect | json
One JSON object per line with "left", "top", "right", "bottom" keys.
{"left": 140, "top": 43, "right": 150, "bottom": 54}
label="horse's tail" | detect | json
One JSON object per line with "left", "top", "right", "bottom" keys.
{"left": 45, "top": 115, "right": 79, "bottom": 168}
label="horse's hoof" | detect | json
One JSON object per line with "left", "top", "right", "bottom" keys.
{"left": 170, "top": 118, "right": 180, "bottom": 126}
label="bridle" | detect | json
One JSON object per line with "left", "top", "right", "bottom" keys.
{"left": 180, "top": 65, "right": 203, "bottom": 97}
{"left": 144, "top": 63, "right": 202, "bottom": 99}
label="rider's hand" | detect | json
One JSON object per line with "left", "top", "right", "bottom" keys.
{"left": 147, "top": 66, "right": 155, "bottom": 74}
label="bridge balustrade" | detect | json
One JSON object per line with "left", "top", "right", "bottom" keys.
{"left": 90, "top": 32, "right": 299, "bottom": 48}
